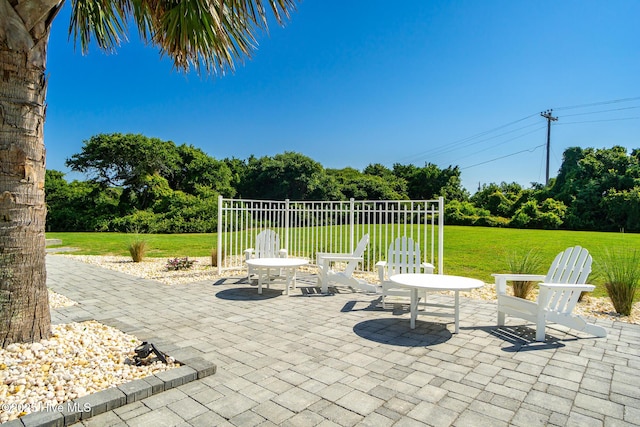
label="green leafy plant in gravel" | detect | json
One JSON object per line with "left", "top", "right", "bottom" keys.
{"left": 166, "top": 257, "right": 197, "bottom": 271}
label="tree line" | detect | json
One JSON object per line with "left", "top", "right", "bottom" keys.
{"left": 46, "top": 133, "right": 640, "bottom": 233}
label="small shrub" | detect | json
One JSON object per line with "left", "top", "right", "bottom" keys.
{"left": 506, "top": 249, "right": 544, "bottom": 299}
{"left": 598, "top": 248, "right": 640, "bottom": 316}
{"left": 166, "top": 257, "right": 197, "bottom": 271}
{"left": 129, "top": 239, "right": 147, "bottom": 263}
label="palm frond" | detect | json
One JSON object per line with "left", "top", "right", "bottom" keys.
{"left": 69, "top": 0, "right": 129, "bottom": 53}
{"left": 68, "top": 0, "right": 298, "bottom": 75}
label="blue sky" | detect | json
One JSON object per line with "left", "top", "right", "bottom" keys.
{"left": 45, "top": 1, "right": 640, "bottom": 193}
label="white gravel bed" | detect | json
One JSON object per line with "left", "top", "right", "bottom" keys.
{"left": 0, "top": 321, "right": 179, "bottom": 423}
{"left": 59, "top": 255, "right": 246, "bottom": 285}
{"left": 48, "top": 290, "right": 77, "bottom": 309}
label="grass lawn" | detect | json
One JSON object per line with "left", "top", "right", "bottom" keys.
{"left": 46, "top": 232, "right": 217, "bottom": 258}
{"left": 47, "top": 227, "right": 640, "bottom": 298}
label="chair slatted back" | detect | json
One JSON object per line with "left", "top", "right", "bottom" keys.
{"left": 255, "top": 229, "right": 281, "bottom": 258}
{"left": 544, "top": 246, "right": 592, "bottom": 285}
{"left": 343, "top": 234, "right": 370, "bottom": 277}
{"left": 387, "top": 237, "right": 423, "bottom": 276}
{"left": 545, "top": 287, "right": 584, "bottom": 314}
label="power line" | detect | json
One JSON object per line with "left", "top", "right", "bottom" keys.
{"left": 394, "top": 113, "right": 539, "bottom": 164}
{"left": 397, "top": 97, "right": 640, "bottom": 166}
{"left": 552, "top": 96, "right": 640, "bottom": 111}
{"left": 461, "top": 144, "right": 546, "bottom": 169}
{"left": 560, "top": 105, "right": 640, "bottom": 118}
{"left": 452, "top": 125, "right": 546, "bottom": 163}
{"left": 393, "top": 96, "right": 640, "bottom": 179}
{"left": 556, "top": 116, "right": 640, "bottom": 125}
{"left": 417, "top": 121, "right": 543, "bottom": 161}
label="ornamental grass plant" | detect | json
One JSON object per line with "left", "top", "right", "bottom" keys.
{"left": 128, "top": 237, "right": 147, "bottom": 263}
{"left": 506, "top": 249, "right": 544, "bottom": 299}
{"left": 598, "top": 248, "right": 640, "bottom": 316}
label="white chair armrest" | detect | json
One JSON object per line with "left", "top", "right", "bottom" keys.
{"left": 493, "top": 273, "right": 546, "bottom": 295}
{"left": 320, "top": 256, "right": 363, "bottom": 262}
{"left": 492, "top": 273, "right": 546, "bottom": 281}
{"left": 420, "top": 262, "right": 435, "bottom": 274}
{"left": 317, "top": 252, "right": 362, "bottom": 260}
{"left": 316, "top": 252, "right": 337, "bottom": 264}
{"left": 376, "top": 261, "right": 387, "bottom": 283}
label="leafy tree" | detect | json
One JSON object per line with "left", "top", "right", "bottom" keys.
{"left": 66, "top": 133, "right": 183, "bottom": 211}
{"left": 45, "top": 170, "right": 120, "bottom": 232}
{"left": 240, "top": 152, "right": 334, "bottom": 200}
{"left": 393, "top": 163, "right": 469, "bottom": 201}
{"left": 471, "top": 182, "right": 523, "bottom": 217}
{"left": 444, "top": 200, "right": 491, "bottom": 225}
{"left": 307, "top": 173, "right": 344, "bottom": 201}
{"left": 327, "top": 167, "right": 362, "bottom": 186}
{"left": 550, "top": 146, "right": 640, "bottom": 230}
{"left": 604, "top": 188, "right": 640, "bottom": 232}
{"left": 57, "top": 138, "right": 236, "bottom": 232}
{"left": 363, "top": 163, "right": 394, "bottom": 178}
{"left": 223, "top": 157, "right": 249, "bottom": 195}
{"left": 110, "top": 189, "right": 218, "bottom": 233}
{"left": 329, "top": 167, "right": 407, "bottom": 200}
{"left": 510, "top": 198, "right": 566, "bottom": 229}
{"left": 0, "top": 0, "right": 297, "bottom": 347}
{"left": 340, "top": 174, "right": 407, "bottom": 201}
{"left": 171, "top": 145, "right": 235, "bottom": 197}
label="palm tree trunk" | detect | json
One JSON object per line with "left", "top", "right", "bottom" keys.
{"left": 0, "top": 44, "right": 51, "bottom": 346}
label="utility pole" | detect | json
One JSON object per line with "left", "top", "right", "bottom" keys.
{"left": 540, "top": 109, "right": 558, "bottom": 186}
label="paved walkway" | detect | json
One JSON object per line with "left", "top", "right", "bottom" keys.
{"left": 46, "top": 255, "right": 640, "bottom": 427}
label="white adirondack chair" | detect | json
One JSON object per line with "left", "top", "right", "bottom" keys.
{"left": 316, "top": 234, "right": 377, "bottom": 293}
{"left": 244, "top": 229, "right": 287, "bottom": 279}
{"left": 493, "top": 245, "right": 607, "bottom": 342}
{"left": 376, "top": 236, "right": 435, "bottom": 307}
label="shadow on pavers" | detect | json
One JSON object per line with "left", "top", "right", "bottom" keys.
{"left": 465, "top": 324, "right": 568, "bottom": 351}
{"left": 353, "top": 318, "right": 452, "bottom": 347}
{"left": 340, "top": 297, "right": 411, "bottom": 314}
{"left": 295, "top": 285, "right": 353, "bottom": 297}
{"left": 215, "top": 287, "right": 282, "bottom": 300}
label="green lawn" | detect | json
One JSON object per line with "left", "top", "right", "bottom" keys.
{"left": 48, "top": 227, "right": 640, "bottom": 298}
{"left": 46, "top": 232, "right": 217, "bottom": 258}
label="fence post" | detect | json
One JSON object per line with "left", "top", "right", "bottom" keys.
{"left": 349, "top": 198, "right": 355, "bottom": 251}
{"left": 217, "top": 195, "right": 223, "bottom": 274}
{"left": 438, "top": 196, "right": 444, "bottom": 274}
{"left": 284, "top": 199, "right": 290, "bottom": 253}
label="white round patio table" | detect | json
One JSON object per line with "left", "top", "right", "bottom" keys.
{"left": 246, "top": 258, "right": 309, "bottom": 295}
{"left": 389, "top": 274, "right": 484, "bottom": 332}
